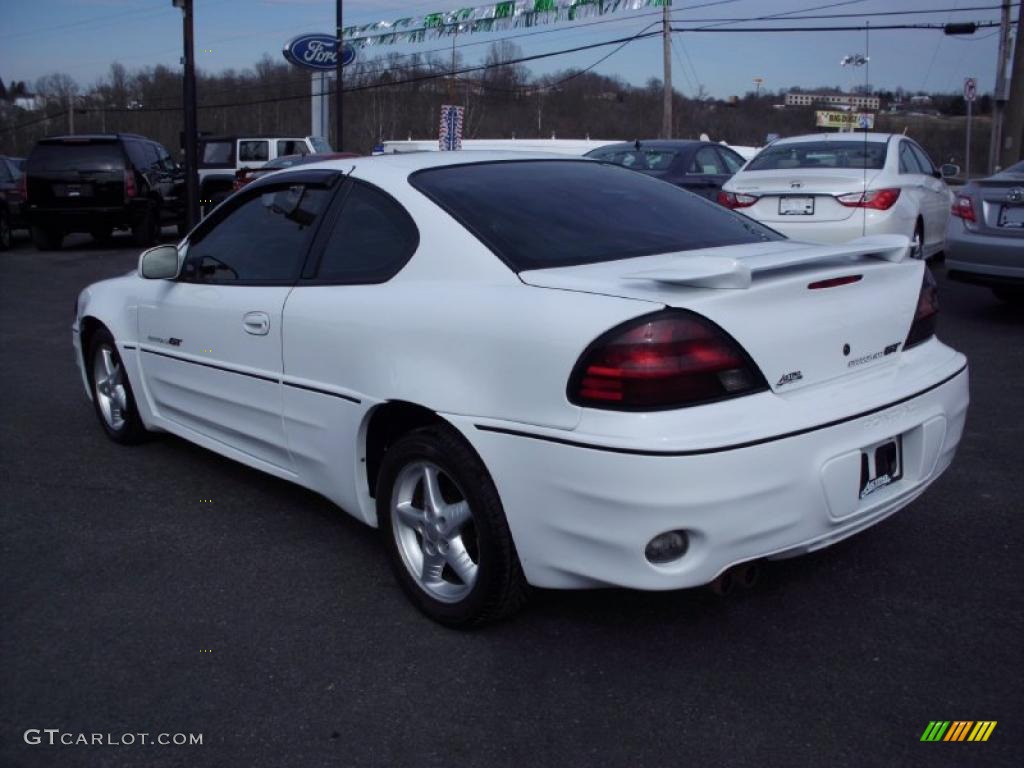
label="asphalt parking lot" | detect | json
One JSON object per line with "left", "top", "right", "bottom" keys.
{"left": 1, "top": 231, "right": 1022, "bottom": 768}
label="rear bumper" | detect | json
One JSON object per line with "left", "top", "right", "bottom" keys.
{"left": 754, "top": 208, "right": 908, "bottom": 246}
{"left": 27, "top": 201, "right": 151, "bottom": 229}
{"left": 945, "top": 221, "right": 1024, "bottom": 285}
{"left": 449, "top": 345, "right": 968, "bottom": 590}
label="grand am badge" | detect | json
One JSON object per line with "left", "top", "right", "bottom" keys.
{"left": 776, "top": 370, "right": 803, "bottom": 387}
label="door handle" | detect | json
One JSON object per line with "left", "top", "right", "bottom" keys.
{"left": 242, "top": 311, "right": 270, "bottom": 336}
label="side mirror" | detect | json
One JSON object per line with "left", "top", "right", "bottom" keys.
{"left": 138, "top": 244, "right": 181, "bottom": 279}
{"left": 940, "top": 163, "right": 960, "bottom": 179}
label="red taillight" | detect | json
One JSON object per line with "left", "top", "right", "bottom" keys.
{"left": 951, "top": 194, "right": 976, "bottom": 222}
{"left": 717, "top": 190, "right": 758, "bottom": 209}
{"left": 233, "top": 168, "right": 250, "bottom": 191}
{"left": 123, "top": 169, "right": 137, "bottom": 200}
{"left": 836, "top": 188, "right": 901, "bottom": 210}
{"left": 904, "top": 268, "right": 938, "bottom": 350}
{"left": 568, "top": 310, "right": 768, "bottom": 410}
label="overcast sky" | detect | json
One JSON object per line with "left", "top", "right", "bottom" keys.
{"left": 0, "top": 0, "right": 1010, "bottom": 97}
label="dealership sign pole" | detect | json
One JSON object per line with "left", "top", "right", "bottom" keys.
{"left": 283, "top": 33, "right": 356, "bottom": 147}
{"left": 964, "top": 76, "right": 977, "bottom": 179}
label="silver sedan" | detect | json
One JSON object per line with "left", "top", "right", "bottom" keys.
{"left": 946, "top": 161, "right": 1024, "bottom": 303}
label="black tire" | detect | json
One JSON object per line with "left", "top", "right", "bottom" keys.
{"left": 0, "top": 208, "right": 12, "bottom": 250}
{"left": 85, "top": 327, "right": 148, "bottom": 445}
{"left": 992, "top": 287, "right": 1024, "bottom": 304}
{"left": 910, "top": 220, "right": 925, "bottom": 260}
{"left": 89, "top": 224, "right": 113, "bottom": 244}
{"left": 376, "top": 424, "right": 527, "bottom": 628}
{"left": 31, "top": 224, "right": 63, "bottom": 251}
{"left": 132, "top": 204, "right": 158, "bottom": 246}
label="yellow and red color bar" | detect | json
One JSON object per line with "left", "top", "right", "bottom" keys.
{"left": 920, "top": 721, "right": 997, "bottom": 742}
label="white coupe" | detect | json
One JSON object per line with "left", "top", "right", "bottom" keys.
{"left": 719, "top": 133, "right": 957, "bottom": 260}
{"left": 73, "top": 152, "right": 969, "bottom": 626}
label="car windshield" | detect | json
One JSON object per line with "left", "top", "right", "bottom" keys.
{"left": 746, "top": 141, "right": 887, "bottom": 171}
{"left": 29, "top": 141, "right": 124, "bottom": 172}
{"left": 410, "top": 160, "right": 782, "bottom": 272}
{"left": 589, "top": 148, "right": 678, "bottom": 172}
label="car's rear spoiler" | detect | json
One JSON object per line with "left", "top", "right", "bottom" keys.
{"left": 621, "top": 235, "right": 910, "bottom": 289}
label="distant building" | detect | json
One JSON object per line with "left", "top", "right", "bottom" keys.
{"left": 784, "top": 91, "right": 880, "bottom": 111}
{"left": 13, "top": 95, "right": 40, "bottom": 110}
{"left": 909, "top": 95, "right": 932, "bottom": 105}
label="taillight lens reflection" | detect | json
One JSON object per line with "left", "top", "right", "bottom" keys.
{"left": 836, "top": 188, "right": 901, "bottom": 210}
{"left": 951, "top": 194, "right": 976, "bottom": 222}
{"left": 569, "top": 311, "right": 768, "bottom": 410}
{"left": 717, "top": 190, "right": 758, "bottom": 209}
{"left": 905, "top": 268, "right": 939, "bottom": 350}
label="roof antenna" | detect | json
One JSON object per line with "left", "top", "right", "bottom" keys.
{"left": 634, "top": 138, "right": 641, "bottom": 150}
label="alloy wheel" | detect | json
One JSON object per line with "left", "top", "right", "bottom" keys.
{"left": 390, "top": 460, "right": 480, "bottom": 603}
{"left": 92, "top": 345, "right": 128, "bottom": 430}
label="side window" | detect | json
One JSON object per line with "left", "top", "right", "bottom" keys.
{"left": 690, "top": 147, "right": 727, "bottom": 175}
{"left": 143, "top": 142, "right": 161, "bottom": 170}
{"left": 717, "top": 148, "right": 744, "bottom": 174}
{"left": 155, "top": 144, "right": 177, "bottom": 171}
{"left": 277, "top": 140, "right": 308, "bottom": 157}
{"left": 0, "top": 161, "right": 10, "bottom": 182}
{"left": 183, "top": 183, "right": 330, "bottom": 283}
{"left": 313, "top": 181, "right": 419, "bottom": 283}
{"left": 124, "top": 140, "right": 148, "bottom": 170}
{"left": 910, "top": 143, "right": 936, "bottom": 176}
{"left": 239, "top": 140, "right": 269, "bottom": 163}
{"left": 899, "top": 142, "right": 923, "bottom": 174}
{"left": 201, "top": 141, "right": 233, "bottom": 165}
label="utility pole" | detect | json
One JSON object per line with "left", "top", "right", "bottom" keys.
{"left": 999, "top": 1, "right": 1024, "bottom": 168}
{"left": 68, "top": 93, "right": 74, "bottom": 134}
{"left": 989, "top": 0, "right": 1012, "bottom": 172}
{"left": 174, "top": 0, "right": 199, "bottom": 228}
{"left": 661, "top": 2, "right": 672, "bottom": 138}
{"left": 335, "top": 0, "right": 344, "bottom": 151}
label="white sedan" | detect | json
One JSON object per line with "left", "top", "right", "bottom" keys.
{"left": 719, "top": 133, "right": 956, "bottom": 260}
{"left": 73, "top": 152, "right": 968, "bottom": 626}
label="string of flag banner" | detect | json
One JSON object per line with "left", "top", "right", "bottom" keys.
{"left": 343, "top": 0, "right": 671, "bottom": 47}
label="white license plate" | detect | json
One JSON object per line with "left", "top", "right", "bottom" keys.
{"left": 779, "top": 196, "right": 814, "bottom": 215}
{"left": 859, "top": 436, "right": 903, "bottom": 499}
{"left": 999, "top": 205, "right": 1024, "bottom": 227}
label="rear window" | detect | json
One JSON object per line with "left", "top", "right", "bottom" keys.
{"left": 410, "top": 160, "right": 781, "bottom": 271}
{"left": 28, "top": 141, "right": 125, "bottom": 172}
{"left": 590, "top": 148, "right": 678, "bottom": 172}
{"left": 747, "top": 141, "right": 887, "bottom": 171}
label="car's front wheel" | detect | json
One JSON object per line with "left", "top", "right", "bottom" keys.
{"left": 377, "top": 424, "right": 527, "bottom": 627}
{"left": 31, "top": 224, "right": 63, "bottom": 251}
{"left": 0, "top": 208, "right": 12, "bottom": 250}
{"left": 993, "top": 287, "right": 1023, "bottom": 304}
{"left": 87, "top": 328, "right": 148, "bottom": 444}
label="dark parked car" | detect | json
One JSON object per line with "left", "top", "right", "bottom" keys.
{"left": 585, "top": 140, "right": 746, "bottom": 199}
{"left": 24, "top": 134, "right": 184, "bottom": 250}
{"left": 0, "top": 155, "right": 27, "bottom": 250}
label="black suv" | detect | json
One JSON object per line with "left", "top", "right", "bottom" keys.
{"left": 24, "top": 134, "right": 184, "bottom": 250}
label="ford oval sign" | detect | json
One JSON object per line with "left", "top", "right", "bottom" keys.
{"left": 283, "top": 34, "right": 355, "bottom": 71}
